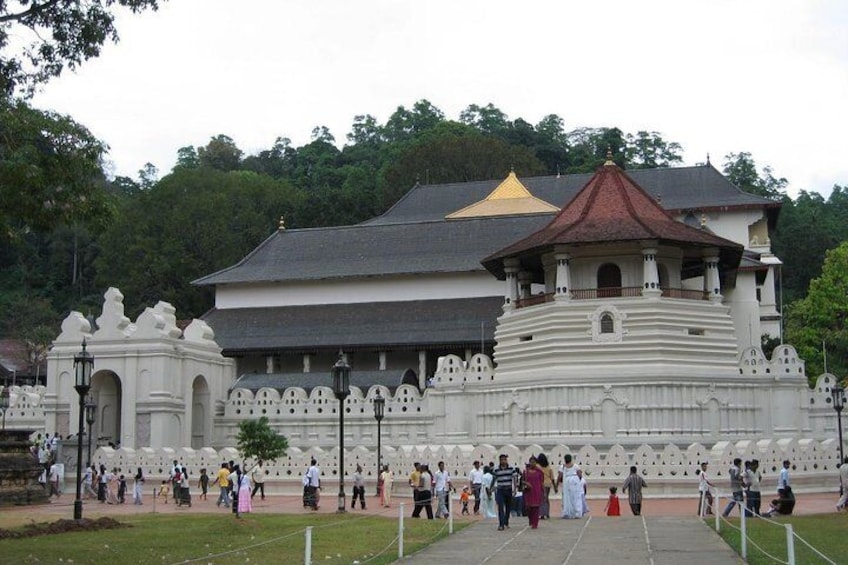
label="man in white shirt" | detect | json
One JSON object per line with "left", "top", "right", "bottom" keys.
{"left": 468, "top": 460, "right": 483, "bottom": 515}
{"left": 837, "top": 457, "right": 848, "bottom": 511}
{"left": 305, "top": 458, "right": 321, "bottom": 510}
{"left": 434, "top": 460, "right": 452, "bottom": 518}
{"left": 778, "top": 459, "right": 791, "bottom": 494}
{"left": 250, "top": 459, "right": 266, "bottom": 500}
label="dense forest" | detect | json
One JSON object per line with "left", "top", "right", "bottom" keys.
{"left": 1, "top": 1, "right": 847, "bottom": 382}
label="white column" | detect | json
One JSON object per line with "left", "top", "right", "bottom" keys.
{"left": 641, "top": 246, "right": 661, "bottom": 297}
{"left": 418, "top": 350, "right": 427, "bottom": 389}
{"left": 703, "top": 252, "right": 723, "bottom": 302}
{"left": 503, "top": 258, "right": 519, "bottom": 311}
{"left": 303, "top": 354, "right": 311, "bottom": 373}
{"left": 518, "top": 271, "right": 533, "bottom": 299}
{"left": 266, "top": 355, "right": 274, "bottom": 374}
{"left": 378, "top": 351, "right": 387, "bottom": 371}
{"left": 554, "top": 252, "right": 572, "bottom": 301}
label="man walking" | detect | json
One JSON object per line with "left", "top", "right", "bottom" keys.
{"left": 213, "top": 462, "right": 231, "bottom": 508}
{"left": 409, "top": 462, "right": 422, "bottom": 517}
{"left": 722, "top": 458, "right": 744, "bottom": 517}
{"left": 493, "top": 453, "right": 516, "bottom": 531}
{"left": 305, "top": 458, "right": 321, "bottom": 510}
{"left": 250, "top": 459, "right": 266, "bottom": 500}
{"left": 622, "top": 466, "right": 647, "bottom": 516}
{"left": 434, "top": 461, "right": 452, "bottom": 518}
{"left": 468, "top": 460, "right": 483, "bottom": 515}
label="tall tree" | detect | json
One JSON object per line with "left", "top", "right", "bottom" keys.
{"left": 784, "top": 242, "right": 848, "bottom": 382}
{"left": 0, "top": 0, "right": 161, "bottom": 96}
{"left": 197, "top": 134, "right": 243, "bottom": 172}
{"left": 722, "top": 152, "right": 786, "bottom": 200}
{"left": 625, "top": 131, "right": 683, "bottom": 169}
{"left": 0, "top": 98, "right": 110, "bottom": 239}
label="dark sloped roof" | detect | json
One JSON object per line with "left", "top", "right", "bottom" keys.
{"left": 482, "top": 162, "right": 744, "bottom": 280}
{"left": 230, "top": 369, "right": 418, "bottom": 394}
{"left": 193, "top": 215, "right": 549, "bottom": 286}
{"left": 194, "top": 164, "right": 778, "bottom": 288}
{"left": 203, "top": 297, "right": 503, "bottom": 353}
{"left": 364, "top": 164, "right": 778, "bottom": 227}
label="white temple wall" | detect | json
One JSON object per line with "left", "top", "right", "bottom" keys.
{"left": 79, "top": 437, "right": 842, "bottom": 497}
{"left": 214, "top": 272, "right": 503, "bottom": 309}
{"left": 494, "top": 298, "right": 740, "bottom": 382}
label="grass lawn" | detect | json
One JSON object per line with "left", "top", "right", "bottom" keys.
{"left": 716, "top": 514, "right": 846, "bottom": 564}
{"left": 0, "top": 512, "right": 465, "bottom": 564}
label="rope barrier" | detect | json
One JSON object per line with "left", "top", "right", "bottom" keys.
{"left": 791, "top": 530, "right": 838, "bottom": 565}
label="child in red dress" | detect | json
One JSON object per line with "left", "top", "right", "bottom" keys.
{"left": 605, "top": 486, "right": 621, "bottom": 516}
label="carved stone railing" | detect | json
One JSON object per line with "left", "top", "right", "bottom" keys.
{"left": 515, "top": 287, "right": 708, "bottom": 308}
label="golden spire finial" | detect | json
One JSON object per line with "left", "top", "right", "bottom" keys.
{"left": 604, "top": 147, "right": 614, "bottom": 166}
{"left": 278, "top": 216, "right": 286, "bottom": 231}
{"left": 700, "top": 213, "right": 707, "bottom": 227}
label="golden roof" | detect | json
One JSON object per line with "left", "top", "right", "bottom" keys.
{"left": 445, "top": 171, "right": 559, "bottom": 219}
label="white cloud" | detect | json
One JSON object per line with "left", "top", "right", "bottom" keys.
{"left": 31, "top": 0, "right": 848, "bottom": 196}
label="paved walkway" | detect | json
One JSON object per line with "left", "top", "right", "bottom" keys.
{"left": 399, "top": 515, "right": 741, "bottom": 564}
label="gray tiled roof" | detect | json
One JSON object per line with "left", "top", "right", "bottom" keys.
{"left": 203, "top": 297, "right": 503, "bottom": 353}
{"left": 363, "top": 164, "right": 778, "bottom": 227}
{"left": 193, "top": 164, "right": 779, "bottom": 287}
{"left": 193, "top": 215, "right": 550, "bottom": 286}
{"left": 230, "top": 369, "right": 418, "bottom": 394}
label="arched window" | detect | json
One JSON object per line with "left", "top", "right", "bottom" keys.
{"left": 597, "top": 263, "right": 622, "bottom": 298}
{"left": 600, "top": 313, "right": 614, "bottom": 333}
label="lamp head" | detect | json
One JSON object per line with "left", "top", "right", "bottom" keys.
{"left": 73, "top": 339, "right": 94, "bottom": 393}
{"left": 373, "top": 389, "right": 385, "bottom": 421}
{"left": 833, "top": 383, "right": 845, "bottom": 412}
{"left": 331, "top": 352, "right": 350, "bottom": 400}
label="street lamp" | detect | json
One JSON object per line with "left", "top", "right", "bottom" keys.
{"left": 832, "top": 382, "right": 845, "bottom": 465}
{"left": 331, "top": 352, "right": 351, "bottom": 513}
{"left": 73, "top": 339, "right": 94, "bottom": 520}
{"left": 373, "top": 389, "right": 385, "bottom": 488}
{"left": 85, "top": 395, "right": 97, "bottom": 465}
{"left": 0, "top": 387, "right": 9, "bottom": 431}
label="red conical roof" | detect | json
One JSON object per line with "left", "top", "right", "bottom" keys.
{"left": 483, "top": 159, "right": 743, "bottom": 276}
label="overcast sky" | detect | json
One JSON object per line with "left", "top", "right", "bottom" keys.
{"left": 31, "top": 0, "right": 848, "bottom": 197}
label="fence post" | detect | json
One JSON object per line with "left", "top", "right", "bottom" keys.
{"left": 448, "top": 490, "right": 454, "bottom": 534}
{"left": 714, "top": 493, "right": 720, "bottom": 532}
{"left": 398, "top": 502, "right": 405, "bottom": 559}
{"left": 740, "top": 502, "right": 747, "bottom": 561}
{"left": 785, "top": 523, "right": 795, "bottom": 565}
{"left": 304, "top": 525, "right": 313, "bottom": 565}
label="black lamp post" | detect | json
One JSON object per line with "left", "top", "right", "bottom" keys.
{"left": 0, "top": 387, "right": 9, "bottom": 431}
{"left": 832, "top": 382, "right": 845, "bottom": 465}
{"left": 331, "top": 353, "right": 351, "bottom": 513}
{"left": 73, "top": 339, "right": 94, "bottom": 520}
{"left": 85, "top": 395, "right": 97, "bottom": 465}
{"left": 373, "top": 389, "right": 385, "bottom": 483}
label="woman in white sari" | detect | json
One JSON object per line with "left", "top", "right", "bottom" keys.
{"left": 559, "top": 454, "right": 583, "bottom": 519}
{"left": 480, "top": 465, "right": 497, "bottom": 519}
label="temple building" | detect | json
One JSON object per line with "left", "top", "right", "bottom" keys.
{"left": 19, "top": 157, "right": 842, "bottom": 491}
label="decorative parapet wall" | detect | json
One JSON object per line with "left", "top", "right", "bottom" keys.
{"left": 809, "top": 373, "right": 844, "bottom": 435}
{"left": 738, "top": 344, "right": 806, "bottom": 378}
{"left": 219, "top": 383, "right": 431, "bottom": 448}
{"left": 87, "top": 437, "right": 842, "bottom": 497}
{"left": 433, "top": 354, "right": 495, "bottom": 388}
{"left": 0, "top": 385, "right": 47, "bottom": 431}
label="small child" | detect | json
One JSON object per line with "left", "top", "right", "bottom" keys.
{"left": 117, "top": 474, "right": 127, "bottom": 504}
{"left": 605, "top": 486, "right": 621, "bottom": 516}
{"left": 198, "top": 468, "right": 209, "bottom": 501}
{"left": 157, "top": 480, "right": 170, "bottom": 504}
{"left": 460, "top": 486, "right": 470, "bottom": 515}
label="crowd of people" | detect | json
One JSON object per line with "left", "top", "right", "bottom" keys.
{"left": 29, "top": 433, "right": 848, "bottom": 522}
